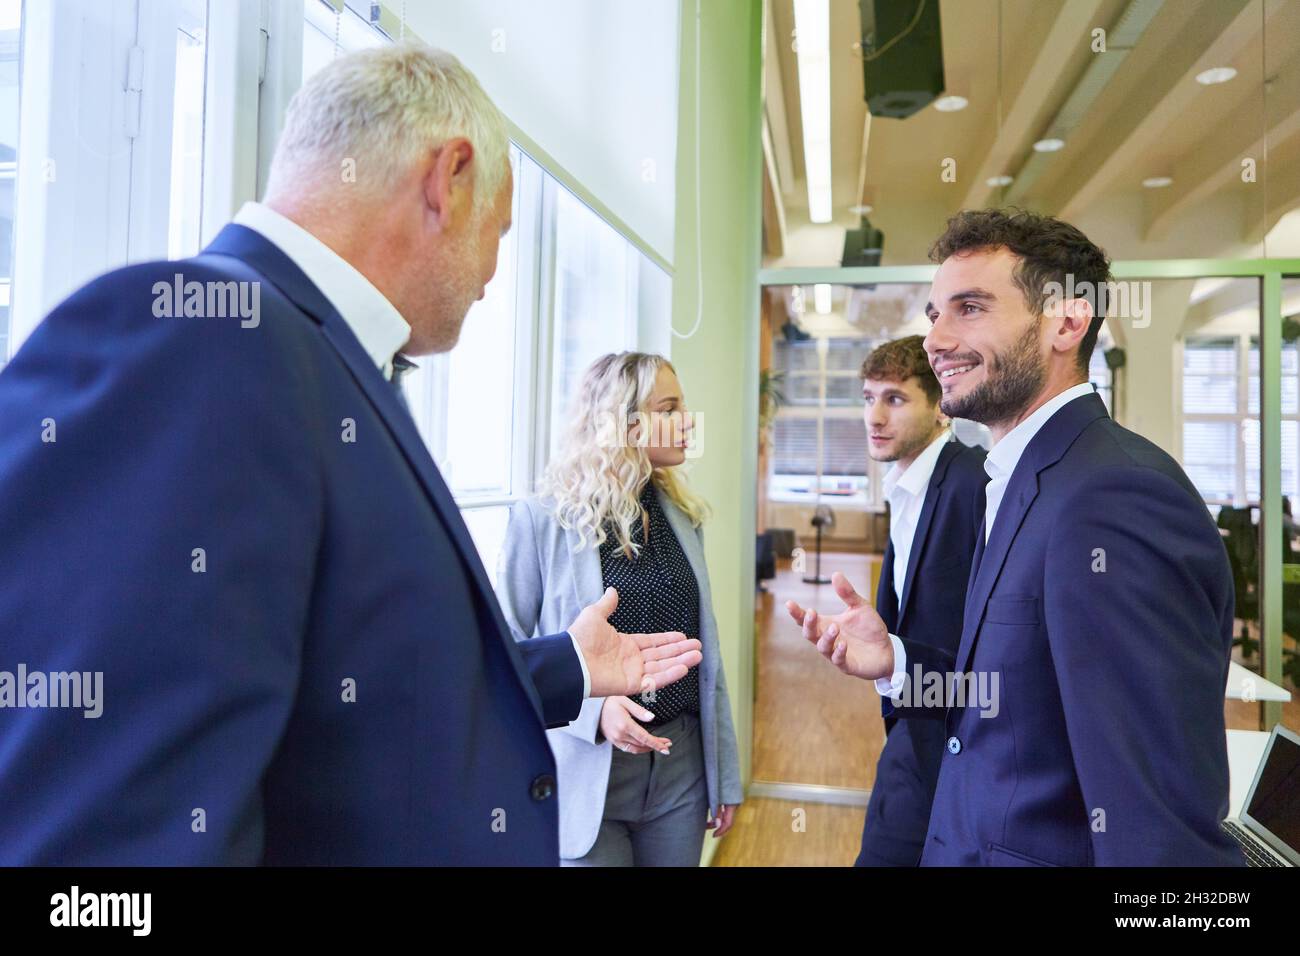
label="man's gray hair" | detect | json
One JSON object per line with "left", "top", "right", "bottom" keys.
{"left": 265, "top": 42, "right": 509, "bottom": 211}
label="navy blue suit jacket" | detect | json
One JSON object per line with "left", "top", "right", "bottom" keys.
{"left": 896, "top": 392, "right": 1241, "bottom": 866}
{"left": 858, "top": 439, "right": 985, "bottom": 866}
{"left": 0, "top": 225, "right": 585, "bottom": 864}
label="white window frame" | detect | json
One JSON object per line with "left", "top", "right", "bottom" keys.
{"left": 1182, "top": 332, "right": 1300, "bottom": 506}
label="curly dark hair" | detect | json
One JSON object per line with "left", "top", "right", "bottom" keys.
{"left": 928, "top": 208, "right": 1112, "bottom": 372}
{"left": 860, "top": 335, "right": 941, "bottom": 405}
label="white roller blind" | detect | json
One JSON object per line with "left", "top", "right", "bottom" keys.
{"left": 402, "top": 0, "right": 680, "bottom": 264}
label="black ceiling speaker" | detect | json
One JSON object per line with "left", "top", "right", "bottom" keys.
{"left": 858, "top": 0, "right": 945, "bottom": 119}
{"left": 842, "top": 216, "right": 884, "bottom": 268}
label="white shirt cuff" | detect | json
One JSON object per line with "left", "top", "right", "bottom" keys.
{"left": 874, "top": 634, "right": 907, "bottom": 700}
{"left": 569, "top": 632, "right": 591, "bottom": 699}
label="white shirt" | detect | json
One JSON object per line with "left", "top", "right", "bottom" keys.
{"left": 231, "top": 202, "right": 592, "bottom": 698}
{"left": 233, "top": 202, "right": 411, "bottom": 378}
{"left": 875, "top": 382, "right": 1097, "bottom": 699}
{"left": 981, "top": 382, "right": 1096, "bottom": 543}
{"left": 882, "top": 428, "right": 952, "bottom": 606}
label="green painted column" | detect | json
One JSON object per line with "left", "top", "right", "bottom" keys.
{"left": 671, "top": 0, "right": 763, "bottom": 861}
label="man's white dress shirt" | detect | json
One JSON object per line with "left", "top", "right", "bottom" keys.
{"left": 882, "top": 428, "right": 953, "bottom": 606}
{"left": 875, "top": 382, "right": 1097, "bottom": 699}
{"left": 231, "top": 202, "right": 592, "bottom": 697}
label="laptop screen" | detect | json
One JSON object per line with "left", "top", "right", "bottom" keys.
{"left": 1244, "top": 730, "right": 1300, "bottom": 854}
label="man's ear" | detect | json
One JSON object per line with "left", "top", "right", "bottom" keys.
{"left": 423, "top": 137, "right": 475, "bottom": 230}
{"left": 1053, "top": 296, "right": 1093, "bottom": 357}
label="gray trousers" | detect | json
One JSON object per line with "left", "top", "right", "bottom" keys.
{"left": 563, "top": 711, "right": 708, "bottom": 867}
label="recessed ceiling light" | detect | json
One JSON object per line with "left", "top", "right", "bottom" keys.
{"left": 848, "top": 203, "right": 874, "bottom": 216}
{"left": 1196, "top": 67, "right": 1237, "bottom": 86}
{"left": 1033, "top": 138, "right": 1066, "bottom": 153}
{"left": 1143, "top": 176, "right": 1173, "bottom": 188}
{"left": 986, "top": 175, "right": 1013, "bottom": 187}
{"left": 934, "top": 95, "right": 968, "bottom": 112}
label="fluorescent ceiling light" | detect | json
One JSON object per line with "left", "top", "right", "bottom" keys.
{"left": 848, "top": 203, "right": 874, "bottom": 215}
{"left": 1142, "top": 176, "right": 1173, "bottom": 188}
{"left": 1196, "top": 67, "right": 1237, "bottom": 86}
{"left": 814, "top": 284, "right": 833, "bottom": 314}
{"left": 793, "top": 0, "right": 833, "bottom": 224}
{"left": 1033, "top": 138, "right": 1066, "bottom": 153}
{"left": 986, "top": 175, "right": 1013, "bottom": 187}
{"left": 934, "top": 95, "right": 968, "bottom": 112}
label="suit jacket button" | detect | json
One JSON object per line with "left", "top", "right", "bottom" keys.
{"left": 946, "top": 736, "right": 962, "bottom": 755}
{"left": 530, "top": 774, "right": 556, "bottom": 801}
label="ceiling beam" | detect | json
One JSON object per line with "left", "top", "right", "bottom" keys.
{"left": 1052, "top": 0, "right": 1255, "bottom": 220}
{"left": 1241, "top": 128, "right": 1300, "bottom": 243}
{"left": 1145, "top": 58, "right": 1300, "bottom": 241}
{"left": 959, "top": 0, "right": 1107, "bottom": 212}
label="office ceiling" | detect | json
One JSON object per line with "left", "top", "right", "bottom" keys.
{"left": 763, "top": 0, "right": 1300, "bottom": 265}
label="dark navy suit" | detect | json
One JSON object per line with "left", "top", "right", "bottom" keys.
{"left": 0, "top": 225, "right": 585, "bottom": 865}
{"left": 893, "top": 392, "right": 1242, "bottom": 866}
{"left": 857, "top": 439, "right": 985, "bottom": 866}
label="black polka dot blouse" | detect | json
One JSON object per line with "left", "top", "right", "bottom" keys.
{"left": 598, "top": 480, "right": 701, "bottom": 727}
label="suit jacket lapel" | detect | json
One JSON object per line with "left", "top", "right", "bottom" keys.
{"left": 658, "top": 485, "right": 712, "bottom": 617}
{"left": 875, "top": 537, "right": 898, "bottom": 632}
{"left": 565, "top": 523, "right": 606, "bottom": 608}
{"left": 954, "top": 392, "right": 1110, "bottom": 675}
{"left": 896, "top": 442, "right": 958, "bottom": 630}
{"left": 955, "top": 467, "right": 1041, "bottom": 674}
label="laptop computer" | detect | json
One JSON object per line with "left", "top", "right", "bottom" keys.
{"left": 1221, "top": 725, "right": 1300, "bottom": 867}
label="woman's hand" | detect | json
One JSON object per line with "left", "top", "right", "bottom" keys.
{"left": 707, "top": 804, "right": 735, "bottom": 838}
{"left": 599, "top": 696, "right": 672, "bottom": 755}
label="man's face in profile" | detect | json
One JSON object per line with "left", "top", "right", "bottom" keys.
{"left": 862, "top": 374, "right": 942, "bottom": 464}
{"left": 425, "top": 163, "right": 514, "bottom": 354}
{"left": 923, "top": 247, "right": 1047, "bottom": 429}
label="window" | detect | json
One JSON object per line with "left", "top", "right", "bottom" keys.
{"left": 1181, "top": 334, "right": 1298, "bottom": 506}
{"left": 547, "top": 180, "right": 644, "bottom": 453}
{"left": 0, "top": 0, "right": 19, "bottom": 367}
{"left": 302, "top": 0, "right": 387, "bottom": 83}
{"left": 1088, "top": 322, "right": 1115, "bottom": 413}
{"left": 8, "top": 0, "right": 221, "bottom": 355}
{"left": 770, "top": 335, "right": 871, "bottom": 505}
{"left": 167, "top": 5, "right": 207, "bottom": 259}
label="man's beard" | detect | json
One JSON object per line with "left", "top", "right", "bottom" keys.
{"left": 874, "top": 424, "right": 939, "bottom": 464}
{"left": 940, "top": 318, "right": 1045, "bottom": 428}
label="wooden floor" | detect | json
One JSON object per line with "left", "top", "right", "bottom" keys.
{"left": 749, "top": 552, "right": 884, "bottom": 789}
{"left": 713, "top": 551, "right": 1300, "bottom": 867}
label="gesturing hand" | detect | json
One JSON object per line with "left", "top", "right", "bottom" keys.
{"left": 785, "top": 571, "right": 894, "bottom": 681}
{"left": 568, "top": 587, "right": 703, "bottom": 698}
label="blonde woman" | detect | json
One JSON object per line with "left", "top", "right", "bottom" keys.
{"left": 498, "top": 352, "right": 743, "bottom": 866}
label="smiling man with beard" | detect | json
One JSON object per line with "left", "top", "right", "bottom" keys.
{"left": 790, "top": 208, "right": 1242, "bottom": 867}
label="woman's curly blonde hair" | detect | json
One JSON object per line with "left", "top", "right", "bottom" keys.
{"left": 539, "top": 352, "right": 710, "bottom": 558}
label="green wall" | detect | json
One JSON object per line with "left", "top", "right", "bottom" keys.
{"left": 670, "top": 0, "right": 764, "bottom": 863}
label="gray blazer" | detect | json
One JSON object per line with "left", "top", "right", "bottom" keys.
{"left": 496, "top": 488, "right": 744, "bottom": 860}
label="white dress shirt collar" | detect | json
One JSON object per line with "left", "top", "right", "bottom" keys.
{"left": 984, "top": 382, "right": 1096, "bottom": 483}
{"left": 883, "top": 427, "right": 952, "bottom": 503}
{"left": 233, "top": 202, "right": 411, "bottom": 377}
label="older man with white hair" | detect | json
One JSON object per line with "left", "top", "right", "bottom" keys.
{"left": 0, "top": 43, "right": 701, "bottom": 865}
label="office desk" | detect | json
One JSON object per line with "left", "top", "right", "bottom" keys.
{"left": 1226, "top": 729, "right": 1270, "bottom": 817}
{"left": 1224, "top": 660, "right": 1291, "bottom": 702}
